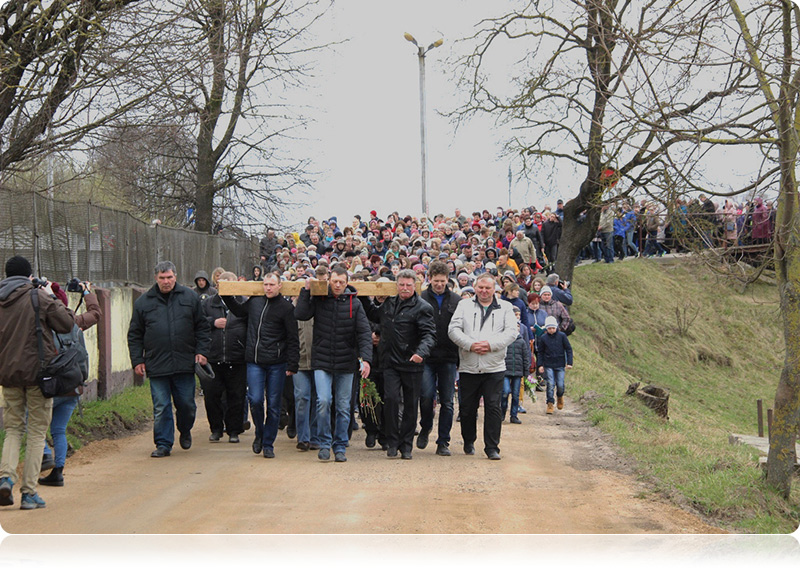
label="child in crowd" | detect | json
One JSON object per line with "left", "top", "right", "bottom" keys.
{"left": 536, "top": 316, "right": 573, "bottom": 414}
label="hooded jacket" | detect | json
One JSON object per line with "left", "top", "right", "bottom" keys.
{"left": 202, "top": 294, "right": 247, "bottom": 364}
{"left": 504, "top": 322, "right": 532, "bottom": 377}
{"left": 448, "top": 296, "right": 518, "bottom": 374}
{"left": 0, "top": 277, "right": 76, "bottom": 388}
{"left": 295, "top": 284, "right": 372, "bottom": 373}
{"left": 192, "top": 270, "right": 217, "bottom": 301}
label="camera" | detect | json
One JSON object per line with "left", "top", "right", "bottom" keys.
{"left": 67, "top": 278, "right": 83, "bottom": 292}
{"left": 31, "top": 277, "right": 48, "bottom": 288}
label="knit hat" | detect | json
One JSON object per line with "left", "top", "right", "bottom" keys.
{"left": 51, "top": 282, "right": 68, "bottom": 306}
{"left": 5, "top": 255, "right": 32, "bottom": 278}
{"left": 545, "top": 316, "right": 558, "bottom": 329}
{"left": 540, "top": 285, "right": 552, "bottom": 295}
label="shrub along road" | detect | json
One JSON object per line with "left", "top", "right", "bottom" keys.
{"left": 0, "top": 394, "right": 722, "bottom": 534}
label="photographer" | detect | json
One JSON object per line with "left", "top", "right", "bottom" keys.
{"left": 39, "top": 280, "right": 101, "bottom": 487}
{"left": 544, "top": 273, "right": 573, "bottom": 307}
{"left": 0, "top": 256, "right": 75, "bottom": 510}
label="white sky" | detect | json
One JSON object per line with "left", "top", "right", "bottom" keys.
{"left": 287, "top": 0, "right": 553, "bottom": 229}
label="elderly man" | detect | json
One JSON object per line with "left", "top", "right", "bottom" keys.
{"left": 128, "top": 261, "right": 211, "bottom": 458}
{"left": 448, "top": 273, "right": 518, "bottom": 460}
{"left": 509, "top": 230, "right": 537, "bottom": 270}
{"left": 363, "top": 269, "right": 436, "bottom": 460}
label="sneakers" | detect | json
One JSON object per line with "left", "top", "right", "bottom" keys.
{"left": 150, "top": 447, "right": 171, "bottom": 457}
{"left": 510, "top": 416, "right": 521, "bottom": 424}
{"left": 518, "top": 406, "right": 527, "bottom": 414}
{"left": 209, "top": 431, "right": 223, "bottom": 442}
{"left": 487, "top": 450, "right": 501, "bottom": 461}
{"left": 546, "top": 402, "right": 554, "bottom": 414}
{"left": 416, "top": 430, "right": 429, "bottom": 450}
{"left": 334, "top": 452, "right": 347, "bottom": 463}
{"left": 228, "top": 433, "right": 240, "bottom": 443}
{"left": 436, "top": 444, "right": 451, "bottom": 456}
{"left": 557, "top": 396, "right": 564, "bottom": 410}
{"left": 296, "top": 441, "right": 310, "bottom": 451}
{"left": 20, "top": 492, "right": 46, "bottom": 510}
{"left": 0, "top": 477, "right": 13, "bottom": 506}
{"left": 179, "top": 432, "right": 192, "bottom": 450}
{"left": 318, "top": 448, "right": 331, "bottom": 461}
{"left": 38, "top": 467, "right": 64, "bottom": 487}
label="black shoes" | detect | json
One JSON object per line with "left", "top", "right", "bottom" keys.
{"left": 387, "top": 446, "right": 398, "bottom": 458}
{"left": 263, "top": 448, "right": 275, "bottom": 458}
{"left": 38, "top": 467, "right": 64, "bottom": 487}
{"left": 416, "top": 430, "right": 429, "bottom": 449}
{"left": 334, "top": 452, "right": 347, "bottom": 462}
{"left": 286, "top": 425, "right": 297, "bottom": 439}
{"left": 510, "top": 416, "right": 521, "bottom": 424}
{"left": 179, "top": 432, "right": 192, "bottom": 450}
{"left": 463, "top": 442, "right": 475, "bottom": 455}
{"left": 487, "top": 450, "right": 501, "bottom": 461}
{"left": 243, "top": 420, "right": 251, "bottom": 431}
{"left": 401, "top": 451, "right": 412, "bottom": 460}
{"left": 365, "top": 433, "right": 376, "bottom": 448}
{"left": 297, "top": 441, "right": 310, "bottom": 451}
{"left": 252, "top": 438, "right": 263, "bottom": 454}
{"left": 209, "top": 431, "right": 223, "bottom": 442}
{"left": 228, "top": 433, "right": 240, "bottom": 443}
{"left": 41, "top": 453, "right": 55, "bottom": 472}
{"left": 436, "top": 444, "right": 451, "bottom": 456}
{"left": 318, "top": 448, "right": 330, "bottom": 461}
{"left": 151, "top": 447, "right": 170, "bottom": 458}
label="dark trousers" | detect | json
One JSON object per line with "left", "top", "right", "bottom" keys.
{"left": 459, "top": 371, "right": 504, "bottom": 455}
{"left": 383, "top": 368, "right": 422, "bottom": 454}
{"left": 202, "top": 362, "right": 247, "bottom": 435}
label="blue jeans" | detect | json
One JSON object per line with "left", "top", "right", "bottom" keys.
{"left": 150, "top": 373, "right": 197, "bottom": 450}
{"left": 420, "top": 362, "right": 457, "bottom": 446}
{"left": 625, "top": 229, "right": 639, "bottom": 256}
{"left": 544, "top": 367, "right": 566, "bottom": 405}
{"left": 314, "top": 370, "right": 353, "bottom": 453}
{"left": 293, "top": 370, "right": 318, "bottom": 445}
{"left": 246, "top": 362, "right": 287, "bottom": 452}
{"left": 44, "top": 395, "right": 79, "bottom": 468}
{"left": 601, "top": 232, "right": 614, "bottom": 263}
{"left": 502, "top": 376, "right": 521, "bottom": 419}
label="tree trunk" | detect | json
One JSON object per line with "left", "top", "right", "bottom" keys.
{"left": 556, "top": 184, "right": 603, "bottom": 283}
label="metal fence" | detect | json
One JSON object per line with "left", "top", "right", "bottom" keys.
{"left": 0, "top": 189, "right": 259, "bottom": 287}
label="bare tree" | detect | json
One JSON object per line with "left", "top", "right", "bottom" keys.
{"left": 450, "top": 0, "right": 757, "bottom": 283}
{"left": 0, "top": 0, "right": 155, "bottom": 175}
{"left": 725, "top": 0, "right": 799, "bottom": 499}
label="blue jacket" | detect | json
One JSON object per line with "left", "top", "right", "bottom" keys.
{"left": 535, "top": 330, "right": 573, "bottom": 369}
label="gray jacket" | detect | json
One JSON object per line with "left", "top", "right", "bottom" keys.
{"left": 448, "top": 296, "right": 518, "bottom": 374}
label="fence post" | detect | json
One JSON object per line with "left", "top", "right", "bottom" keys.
{"left": 767, "top": 408, "right": 773, "bottom": 443}
{"left": 757, "top": 399, "right": 764, "bottom": 437}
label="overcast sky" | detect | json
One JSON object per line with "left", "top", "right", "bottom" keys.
{"left": 285, "top": 0, "right": 556, "bottom": 230}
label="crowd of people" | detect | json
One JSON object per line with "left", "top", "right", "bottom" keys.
{"left": 0, "top": 192, "right": 774, "bottom": 510}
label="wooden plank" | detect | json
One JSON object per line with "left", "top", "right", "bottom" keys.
{"left": 217, "top": 279, "right": 418, "bottom": 297}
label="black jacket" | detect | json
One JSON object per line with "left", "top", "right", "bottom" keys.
{"left": 223, "top": 293, "right": 299, "bottom": 373}
{"left": 202, "top": 294, "right": 247, "bottom": 364}
{"left": 522, "top": 222, "right": 545, "bottom": 257}
{"left": 362, "top": 292, "right": 436, "bottom": 372}
{"left": 504, "top": 323, "right": 532, "bottom": 377}
{"left": 295, "top": 285, "right": 372, "bottom": 373}
{"left": 420, "top": 286, "right": 461, "bottom": 364}
{"left": 127, "top": 283, "right": 212, "bottom": 378}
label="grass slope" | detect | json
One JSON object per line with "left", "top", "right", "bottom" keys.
{"left": 568, "top": 257, "right": 798, "bottom": 533}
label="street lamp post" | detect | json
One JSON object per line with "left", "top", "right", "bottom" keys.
{"left": 405, "top": 33, "right": 442, "bottom": 217}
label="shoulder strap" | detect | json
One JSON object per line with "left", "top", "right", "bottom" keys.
{"left": 30, "top": 289, "right": 47, "bottom": 369}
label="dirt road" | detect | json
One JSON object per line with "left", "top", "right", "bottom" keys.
{"left": 0, "top": 394, "right": 722, "bottom": 534}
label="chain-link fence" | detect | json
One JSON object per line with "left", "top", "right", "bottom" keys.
{"left": 0, "top": 189, "right": 259, "bottom": 287}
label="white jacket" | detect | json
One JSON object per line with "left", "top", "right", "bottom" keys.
{"left": 448, "top": 296, "right": 519, "bottom": 374}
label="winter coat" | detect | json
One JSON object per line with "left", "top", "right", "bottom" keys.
{"left": 500, "top": 294, "right": 530, "bottom": 330}
{"left": 520, "top": 222, "right": 545, "bottom": 258}
{"left": 509, "top": 236, "right": 537, "bottom": 264}
{"left": 420, "top": 286, "right": 462, "bottom": 364}
{"left": 127, "top": 283, "right": 212, "bottom": 378}
{"left": 540, "top": 298, "right": 571, "bottom": 333}
{"left": 536, "top": 330, "right": 573, "bottom": 369}
{"left": 223, "top": 293, "right": 299, "bottom": 372}
{"left": 541, "top": 218, "right": 562, "bottom": 247}
{"left": 362, "top": 292, "right": 436, "bottom": 372}
{"left": 598, "top": 209, "right": 614, "bottom": 233}
{"left": 294, "top": 284, "right": 372, "bottom": 373}
{"left": 448, "top": 296, "right": 518, "bottom": 375}
{"left": 526, "top": 307, "right": 548, "bottom": 337}
{"left": 0, "top": 277, "right": 76, "bottom": 388}
{"left": 549, "top": 285, "right": 573, "bottom": 306}
{"left": 504, "top": 323, "right": 532, "bottom": 377}
{"left": 192, "top": 270, "right": 217, "bottom": 302}
{"left": 202, "top": 294, "right": 247, "bottom": 364}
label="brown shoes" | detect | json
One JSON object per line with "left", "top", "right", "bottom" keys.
{"left": 546, "top": 402, "right": 554, "bottom": 414}
{"left": 557, "top": 396, "right": 564, "bottom": 410}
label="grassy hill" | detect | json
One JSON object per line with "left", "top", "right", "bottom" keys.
{"left": 567, "top": 256, "right": 798, "bottom": 533}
